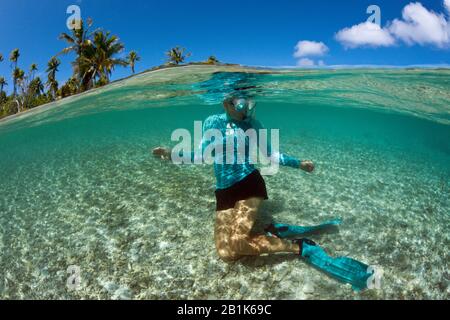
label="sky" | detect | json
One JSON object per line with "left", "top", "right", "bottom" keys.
{"left": 1, "top": 0, "right": 450, "bottom": 93}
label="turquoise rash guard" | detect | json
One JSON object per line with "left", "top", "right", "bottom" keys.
{"left": 182, "top": 113, "right": 301, "bottom": 190}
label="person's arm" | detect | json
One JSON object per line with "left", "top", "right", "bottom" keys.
{"left": 152, "top": 116, "right": 216, "bottom": 164}
{"left": 252, "top": 119, "right": 314, "bottom": 172}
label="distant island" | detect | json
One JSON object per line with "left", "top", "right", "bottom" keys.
{"left": 0, "top": 18, "right": 229, "bottom": 120}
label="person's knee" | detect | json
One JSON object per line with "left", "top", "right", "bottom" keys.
{"left": 216, "top": 247, "right": 239, "bottom": 262}
{"left": 215, "top": 235, "right": 240, "bottom": 261}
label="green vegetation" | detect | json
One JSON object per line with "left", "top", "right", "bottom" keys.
{"left": 1, "top": 18, "right": 226, "bottom": 120}
{"left": 165, "top": 46, "right": 191, "bottom": 65}
{"left": 10, "top": 49, "right": 20, "bottom": 97}
{"left": 205, "top": 56, "right": 219, "bottom": 65}
{"left": 46, "top": 57, "right": 60, "bottom": 100}
{"left": 0, "top": 18, "right": 140, "bottom": 119}
{"left": 128, "top": 51, "right": 141, "bottom": 74}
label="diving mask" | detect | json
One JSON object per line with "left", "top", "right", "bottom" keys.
{"left": 232, "top": 98, "right": 256, "bottom": 117}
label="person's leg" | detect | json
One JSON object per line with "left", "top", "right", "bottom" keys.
{"left": 214, "top": 207, "right": 240, "bottom": 261}
{"left": 230, "top": 197, "right": 299, "bottom": 256}
{"left": 214, "top": 200, "right": 373, "bottom": 290}
{"left": 214, "top": 197, "right": 299, "bottom": 261}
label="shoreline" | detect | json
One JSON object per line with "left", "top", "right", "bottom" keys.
{"left": 1, "top": 63, "right": 449, "bottom": 125}
{"left": 0, "top": 64, "right": 277, "bottom": 125}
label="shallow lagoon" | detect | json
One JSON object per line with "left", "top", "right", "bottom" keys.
{"left": 0, "top": 66, "right": 449, "bottom": 299}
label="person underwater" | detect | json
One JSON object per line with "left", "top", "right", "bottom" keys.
{"left": 153, "top": 96, "right": 373, "bottom": 291}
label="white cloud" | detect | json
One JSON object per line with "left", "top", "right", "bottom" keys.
{"left": 389, "top": 2, "right": 450, "bottom": 48}
{"left": 318, "top": 60, "right": 326, "bottom": 66}
{"left": 294, "top": 40, "right": 329, "bottom": 57}
{"left": 296, "top": 58, "right": 316, "bottom": 67}
{"left": 336, "top": 1, "right": 450, "bottom": 49}
{"left": 335, "top": 21, "right": 396, "bottom": 48}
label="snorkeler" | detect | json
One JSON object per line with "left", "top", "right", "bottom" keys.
{"left": 152, "top": 97, "right": 373, "bottom": 291}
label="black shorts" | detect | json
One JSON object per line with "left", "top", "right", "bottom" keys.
{"left": 215, "top": 170, "right": 268, "bottom": 211}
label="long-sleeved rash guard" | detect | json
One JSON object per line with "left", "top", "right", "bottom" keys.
{"left": 183, "top": 113, "right": 301, "bottom": 190}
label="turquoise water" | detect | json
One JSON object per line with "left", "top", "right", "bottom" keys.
{"left": 0, "top": 66, "right": 449, "bottom": 299}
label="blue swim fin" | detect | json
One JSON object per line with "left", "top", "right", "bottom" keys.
{"left": 297, "top": 239, "right": 373, "bottom": 291}
{"left": 264, "top": 219, "right": 342, "bottom": 239}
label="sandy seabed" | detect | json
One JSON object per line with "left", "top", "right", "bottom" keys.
{"left": 0, "top": 131, "right": 448, "bottom": 300}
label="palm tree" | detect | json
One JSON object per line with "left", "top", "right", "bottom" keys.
{"left": 10, "top": 49, "right": 20, "bottom": 67}
{"left": 9, "top": 49, "right": 20, "bottom": 96}
{"left": 59, "top": 18, "right": 94, "bottom": 89}
{"left": 47, "top": 78, "right": 59, "bottom": 100}
{"left": 79, "top": 30, "right": 127, "bottom": 86}
{"left": 206, "top": 56, "right": 219, "bottom": 65}
{"left": 12, "top": 67, "right": 24, "bottom": 97}
{"left": 46, "top": 57, "right": 60, "bottom": 99}
{"left": 0, "top": 76, "right": 7, "bottom": 103}
{"left": 66, "top": 77, "right": 79, "bottom": 92}
{"left": 30, "top": 63, "right": 38, "bottom": 80}
{"left": 46, "top": 58, "right": 60, "bottom": 81}
{"left": 93, "top": 31, "right": 127, "bottom": 82}
{"left": 12, "top": 68, "right": 25, "bottom": 112}
{"left": 59, "top": 18, "right": 93, "bottom": 56}
{"left": 29, "top": 77, "right": 44, "bottom": 97}
{"left": 14, "top": 69, "right": 25, "bottom": 87}
{"left": 0, "top": 55, "right": 4, "bottom": 99}
{"left": 165, "top": 46, "right": 191, "bottom": 65}
{"left": 60, "top": 77, "right": 79, "bottom": 98}
{"left": 127, "top": 51, "right": 140, "bottom": 74}
{"left": 0, "top": 77, "right": 7, "bottom": 94}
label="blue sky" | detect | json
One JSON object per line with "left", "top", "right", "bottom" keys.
{"left": 1, "top": 0, "right": 449, "bottom": 93}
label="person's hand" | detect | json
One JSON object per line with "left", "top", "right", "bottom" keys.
{"left": 152, "top": 147, "right": 172, "bottom": 160}
{"left": 300, "top": 160, "right": 315, "bottom": 173}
